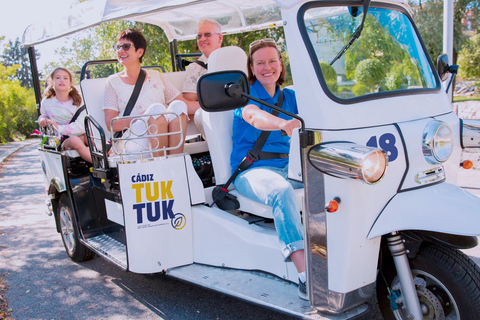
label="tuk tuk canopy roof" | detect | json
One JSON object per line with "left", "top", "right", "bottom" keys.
{"left": 22, "top": 0, "right": 287, "bottom": 46}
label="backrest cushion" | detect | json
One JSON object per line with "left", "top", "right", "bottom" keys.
{"left": 202, "top": 46, "right": 248, "bottom": 185}
{"left": 80, "top": 77, "right": 110, "bottom": 141}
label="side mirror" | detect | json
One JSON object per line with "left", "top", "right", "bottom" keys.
{"left": 437, "top": 53, "right": 450, "bottom": 82}
{"left": 197, "top": 70, "right": 250, "bottom": 112}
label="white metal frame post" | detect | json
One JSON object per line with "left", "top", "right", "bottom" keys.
{"left": 443, "top": 0, "right": 454, "bottom": 100}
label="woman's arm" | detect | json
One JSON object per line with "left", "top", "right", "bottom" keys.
{"left": 242, "top": 104, "right": 300, "bottom": 137}
{"left": 104, "top": 109, "right": 133, "bottom": 133}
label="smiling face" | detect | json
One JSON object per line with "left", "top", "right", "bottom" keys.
{"left": 250, "top": 46, "right": 283, "bottom": 92}
{"left": 51, "top": 69, "right": 72, "bottom": 93}
{"left": 116, "top": 38, "right": 144, "bottom": 66}
{"left": 196, "top": 22, "right": 223, "bottom": 58}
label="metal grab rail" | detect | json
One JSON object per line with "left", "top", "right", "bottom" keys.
{"left": 110, "top": 111, "right": 185, "bottom": 158}
{"left": 84, "top": 115, "right": 111, "bottom": 178}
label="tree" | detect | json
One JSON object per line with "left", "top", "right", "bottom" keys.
{"left": 1, "top": 38, "right": 39, "bottom": 89}
{"left": 0, "top": 63, "right": 37, "bottom": 142}
{"left": 457, "top": 34, "right": 480, "bottom": 79}
{"left": 412, "top": 0, "right": 480, "bottom": 64}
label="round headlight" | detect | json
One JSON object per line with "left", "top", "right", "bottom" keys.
{"left": 362, "top": 149, "right": 388, "bottom": 184}
{"left": 422, "top": 121, "right": 454, "bottom": 163}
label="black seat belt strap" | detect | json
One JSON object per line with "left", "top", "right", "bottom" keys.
{"left": 213, "top": 90, "right": 286, "bottom": 210}
{"left": 70, "top": 105, "right": 86, "bottom": 124}
{"left": 192, "top": 60, "right": 208, "bottom": 70}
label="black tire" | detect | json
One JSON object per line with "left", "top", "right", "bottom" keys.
{"left": 57, "top": 194, "right": 95, "bottom": 262}
{"left": 377, "top": 242, "right": 480, "bottom": 320}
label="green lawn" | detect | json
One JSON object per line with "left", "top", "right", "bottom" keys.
{"left": 453, "top": 95, "right": 480, "bottom": 102}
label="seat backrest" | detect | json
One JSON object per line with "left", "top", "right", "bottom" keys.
{"left": 81, "top": 77, "right": 110, "bottom": 141}
{"left": 202, "top": 46, "right": 248, "bottom": 185}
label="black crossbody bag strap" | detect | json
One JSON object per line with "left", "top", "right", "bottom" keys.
{"left": 212, "top": 90, "right": 285, "bottom": 210}
{"left": 113, "top": 68, "right": 147, "bottom": 139}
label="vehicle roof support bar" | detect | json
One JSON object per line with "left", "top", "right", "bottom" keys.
{"left": 28, "top": 46, "right": 42, "bottom": 116}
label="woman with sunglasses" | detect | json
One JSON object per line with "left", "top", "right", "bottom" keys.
{"left": 230, "top": 39, "right": 307, "bottom": 300}
{"left": 103, "top": 29, "right": 198, "bottom": 155}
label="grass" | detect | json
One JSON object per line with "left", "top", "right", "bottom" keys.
{"left": 453, "top": 95, "right": 480, "bottom": 102}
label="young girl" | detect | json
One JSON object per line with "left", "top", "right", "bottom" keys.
{"left": 38, "top": 67, "right": 92, "bottom": 163}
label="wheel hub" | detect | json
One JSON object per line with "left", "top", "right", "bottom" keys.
{"left": 416, "top": 286, "right": 445, "bottom": 320}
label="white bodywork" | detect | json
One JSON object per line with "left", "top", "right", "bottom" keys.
{"left": 28, "top": 0, "right": 480, "bottom": 317}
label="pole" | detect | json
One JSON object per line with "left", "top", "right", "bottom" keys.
{"left": 443, "top": 0, "right": 454, "bottom": 100}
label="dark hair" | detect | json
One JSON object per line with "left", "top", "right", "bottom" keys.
{"left": 43, "top": 67, "right": 82, "bottom": 107}
{"left": 247, "top": 40, "right": 286, "bottom": 86}
{"left": 117, "top": 29, "right": 147, "bottom": 63}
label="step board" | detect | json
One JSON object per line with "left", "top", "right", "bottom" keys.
{"left": 83, "top": 233, "right": 127, "bottom": 269}
{"left": 167, "top": 264, "right": 368, "bottom": 319}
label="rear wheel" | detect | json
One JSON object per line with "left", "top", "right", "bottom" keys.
{"left": 377, "top": 242, "right": 480, "bottom": 320}
{"left": 57, "top": 194, "right": 95, "bottom": 262}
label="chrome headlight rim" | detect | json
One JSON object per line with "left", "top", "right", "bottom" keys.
{"left": 422, "top": 121, "right": 454, "bottom": 164}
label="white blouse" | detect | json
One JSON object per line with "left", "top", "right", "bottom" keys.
{"left": 102, "top": 69, "right": 180, "bottom": 116}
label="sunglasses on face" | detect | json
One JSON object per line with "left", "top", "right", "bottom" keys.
{"left": 113, "top": 43, "right": 135, "bottom": 51}
{"left": 249, "top": 38, "right": 277, "bottom": 53}
{"left": 196, "top": 32, "right": 220, "bottom": 40}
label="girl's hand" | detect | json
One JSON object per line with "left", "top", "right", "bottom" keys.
{"left": 279, "top": 119, "right": 301, "bottom": 137}
{"left": 47, "top": 119, "right": 59, "bottom": 130}
{"left": 38, "top": 118, "right": 48, "bottom": 127}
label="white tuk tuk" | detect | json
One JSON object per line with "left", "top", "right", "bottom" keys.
{"left": 24, "top": 0, "right": 480, "bottom": 318}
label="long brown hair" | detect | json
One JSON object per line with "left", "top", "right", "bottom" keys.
{"left": 43, "top": 67, "right": 82, "bottom": 107}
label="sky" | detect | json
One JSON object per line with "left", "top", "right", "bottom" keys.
{"left": 1, "top": 0, "right": 77, "bottom": 69}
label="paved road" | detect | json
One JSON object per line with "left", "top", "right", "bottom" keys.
{"left": 1, "top": 143, "right": 479, "bottom": 320}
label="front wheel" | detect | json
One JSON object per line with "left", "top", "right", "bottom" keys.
{"left": 57, "top": 194, "right": 95, "bottom": 262}
{"left": 377, "top": 242, "right": 480, "bottom": 320}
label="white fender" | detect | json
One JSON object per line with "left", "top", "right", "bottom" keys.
{"left": 368, "top": 183, "right": 480, "bottom": 239}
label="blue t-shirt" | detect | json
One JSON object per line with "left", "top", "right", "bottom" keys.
{"left": 230, "top": 80, "right": 298, "bottom": 174}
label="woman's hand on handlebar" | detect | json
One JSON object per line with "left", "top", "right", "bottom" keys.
{"left": 279, "top": 119, "right": 301, "bottom": 137}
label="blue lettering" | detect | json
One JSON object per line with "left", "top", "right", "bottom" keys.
{"left": 162, "top": 200, "right": 175, "bottom": 220}
{"left": 133, "top": 203, "right": 145, "bottom": 223}
{"left": 146, "top": 202, "right": 161, "bottom": 222}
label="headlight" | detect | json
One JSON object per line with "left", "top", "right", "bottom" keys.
{"left": 308, "top": 142, "right": 388, "bottom": 185}
{"left": 362, "top": 149, "right": 389, "bottom": 184}
{"left": 422, "top": 121, "right": 453, "bottom": 163}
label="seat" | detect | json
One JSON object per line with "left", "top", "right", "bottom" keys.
{"left": 202, "top": 47, "right": 304, "bottom": 218}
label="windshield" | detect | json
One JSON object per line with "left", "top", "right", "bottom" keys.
{"left": 301, "top": 5, "right": 438, "bottom": 101}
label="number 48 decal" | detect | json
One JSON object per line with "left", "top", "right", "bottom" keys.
{"left": 366, "top": 133, "right": 398, "bottom": 162}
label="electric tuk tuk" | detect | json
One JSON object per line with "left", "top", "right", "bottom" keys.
{"left": 24, "top": 0, "right": 480, "bottom": 318}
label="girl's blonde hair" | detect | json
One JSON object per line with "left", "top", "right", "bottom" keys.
{"left": 43, "top": 67, "right": 82, "bottom": 106}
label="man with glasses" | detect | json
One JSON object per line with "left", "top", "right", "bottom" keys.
{"left": 183, "top": 18, "right": 223, "bottom": 135}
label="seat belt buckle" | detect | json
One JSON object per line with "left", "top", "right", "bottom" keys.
{"left": 246, "top": 151, "right": 259, "bottom": 162}
{"left": 239, "top": 156, "right": 254, "bottom": 171}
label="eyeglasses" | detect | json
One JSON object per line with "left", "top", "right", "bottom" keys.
{"left": 196, "top": 32, "right": 220, "bottom": 40}
{"left": 249, "top": 38, "right": 277, "bottom": 53}
{"left": 113, "top": 43, "right": 135, "bottom": 51}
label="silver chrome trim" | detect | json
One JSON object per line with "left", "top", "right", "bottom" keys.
{"left": 462, "top": 119, "right": 480, "bottom": 148}
{"left": 422, "top": 120, "right": 453, "bottom": 163}
{"left": 307, "top": 142, "right": 388, "bottom": 185}
{"left": 414, "top": 165, "right": 445, "bottom": 185}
